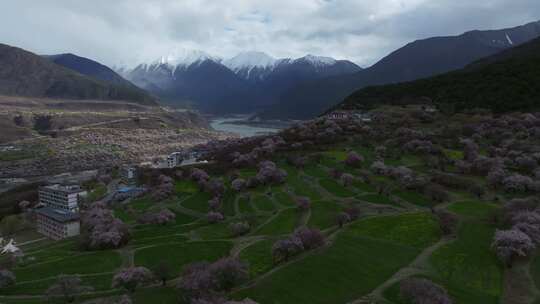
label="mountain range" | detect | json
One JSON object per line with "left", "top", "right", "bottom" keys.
{"left": 1, "top": 19, "right": 539, "bottom": 118}
{"left": 0, "top": 44, "right": 157, "bottom": 105}
{"left": 259, "top": 20, "right": 540, "bottom": 119}
{"left": 334, "top": 36, "right": 540, "bottom": 113}
{"left": 119, "top": 51, "right": 361, "bottom": 113}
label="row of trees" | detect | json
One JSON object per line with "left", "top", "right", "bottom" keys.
{"left": 34, "top": 259, "right": 255, "bottom": 303}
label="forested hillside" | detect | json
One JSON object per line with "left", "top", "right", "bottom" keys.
{"left": 336, "top": 37, "right": 540, "bottom": 113}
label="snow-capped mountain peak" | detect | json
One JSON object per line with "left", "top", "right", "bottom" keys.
{"left": 223, "top": 51, "right": 278, "bottom": 72}
{"left": 154, "top": 49, "right": 220, "bottom": 68}
{"left": 298, "top": 54, "right": 338, "bottom": 66}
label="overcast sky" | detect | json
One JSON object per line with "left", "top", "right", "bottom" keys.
{"left": 1, "top": 0, "right": 539, "bottom": 68}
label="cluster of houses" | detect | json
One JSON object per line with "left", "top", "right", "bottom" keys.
{"left": 325, "top": 106, "right": 438, "bottom": 121}
{"left": 31, "top": 152, "right": 187, "bottom": 241}
{"left": 30, "top": 151, "right": 193, "bottom": 241}
{"left": 326, "top": 110, "right": 373, "bottom": 122}
{"left": 150, "top": 150, "right": 207, "bottom": 169}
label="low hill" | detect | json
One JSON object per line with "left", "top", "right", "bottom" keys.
{"left": 260, "top": 20, "right": 540, "bottom": 119}
{"left": 335, "top": 37, "right": 540, "bottom": 113}
{"left": 0, "top": 44, "right": 158, "bottom": 106}
{"left": 44, "top": 53, "right": 132, "bottom": 86}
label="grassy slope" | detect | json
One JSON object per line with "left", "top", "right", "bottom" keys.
{"left": 134, "top": 241, "right": 233, "bottom": 277}
{"left": 235, "top": 213, "right": 440, "bottom": 304}
{"left": 383, "top": 201, "right": 503, "bottom": 304}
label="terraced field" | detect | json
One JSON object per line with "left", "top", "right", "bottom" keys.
{"left": 0, "top": 142, "right": 526, "bottom": 304}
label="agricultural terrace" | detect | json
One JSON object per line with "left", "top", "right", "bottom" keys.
{"left": 1, "top": 107, "right": 540, "bottom": 304}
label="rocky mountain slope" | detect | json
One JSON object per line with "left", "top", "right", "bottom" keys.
{"left": 0, "top": 44, "right": 157, "bottom": 106}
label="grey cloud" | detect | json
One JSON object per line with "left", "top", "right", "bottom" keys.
{"left": 0, "top": 0, "right": 538, "bottom": 67}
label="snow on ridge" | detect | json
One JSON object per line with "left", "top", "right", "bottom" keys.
{"left": 223, "top": 51, "right": 278, "bottom": 72}
{"left": 153, "top": 49, "right": 220, "bottom": 69}
{"left": 141, "top": 49, "right": 221, "bottom": 76}
{"left": 298, "top": 54, "right": 337, "bottom": 66}
{"left": 505, "top": 33, "right": 514, "bottom": 45}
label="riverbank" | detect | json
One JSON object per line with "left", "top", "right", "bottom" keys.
{"left": 209, "top": 115, "right": 294, "bottom": 137}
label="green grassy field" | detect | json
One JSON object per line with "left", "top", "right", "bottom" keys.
{"left": 303, "top": 164, "right": 329, "bottom": 179}
{"left": 238, "top": 197, "right": 255, "bottom": 214}
{"left": 357, "top": 193, "right": 396, "bottom": 206}
{"left": 252, "top": 194, "right": 277, "bottom": 212}
{"left": 240, "top": 239, "right": 275, "bottom": 278}
{"left": 353, "top": 181, "right": 376, "bottom": 193}
{"left": 13, "top": 251, "right": 122, "bottom": 282}
{"left": 428, "top": 221, "right": 503, "bottom": 303}
{"left": 194, "top": 222, "right": 232, "bottom": 239}
{"left": 181, "top": 192, "right": 212, "bottom": 213}
{"left": 254, "top": 208, "right": 300, "bottom": 235}
{"left": 287, "top": 174, "right": 322, "bottom": 201}
{"left": 221, "top": 190, "right": 237, "bottom": 216}
{"left": 308, "top": 200, "right": 342, "bottom": 230}
{"left": 175, "top": 180, "right": 199, "bottom": 194}
{"left": 1, "top": 118, "right": 522, "bottom": 304}
{"left": 319, "top": 178, "right": 356, "bottom": 197}
{"left": 273, "top": 191, "right": 295, "bottom": 207}
{"left": 393, "top": 190, "right": 433, "bottom": 207}
{"left": 130, "top": 197, "right": 156, "bottom": 211}
{"left": 134, "top": 241, "right": 233, "bottom": 277}
{"left": 347, "top": 213, "right": 441, "bottom": 248}
{"left": 235, "top": 213, "right": 435, "bottom": 304}
{"left": 530, "top": 254, "right": 540, "bottom": 297}
{"left": 447, "top": 201, "right": 499, "bottom": 218}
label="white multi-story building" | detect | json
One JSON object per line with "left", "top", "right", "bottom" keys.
{"left": 35, "top": 207, "right": 80, "bottom": 240}
{"left": 36, "top": 184, "right": 86, "bottom": 240}
{"left": 167, "top": 152, "right": 185, "bottom": 168}
{"left": 38, "top": 184, "right": 87, "bottom": 212}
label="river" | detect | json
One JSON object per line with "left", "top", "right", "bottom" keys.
{"left": 210, "top": 116, "right": 290, "bottom": 138}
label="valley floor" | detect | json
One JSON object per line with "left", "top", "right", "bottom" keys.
{"left": 0, "top": 152, "right": 519, "bottom": 304}
{"left": 0, "top": 97, "right": 231, "bottom": 178}
{"left": 1, "top": 106, "right": 540, "bottom": 304}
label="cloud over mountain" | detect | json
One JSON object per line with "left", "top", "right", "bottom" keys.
{"left": 1, "top": 0, "right": 539, "bottom": 68}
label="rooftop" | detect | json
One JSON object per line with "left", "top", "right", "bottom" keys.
{"left": 40, "top": 184, "right": 84, "bottom": 194}
{"left": 35, "top": 207, "right": 80, "bottom": 223}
